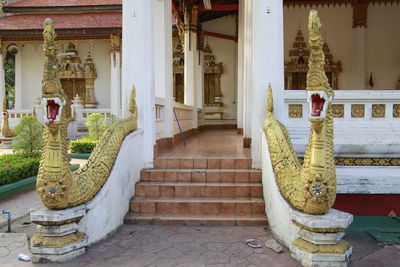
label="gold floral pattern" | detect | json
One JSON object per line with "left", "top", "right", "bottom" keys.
{"left": 331, "top": 104, "right": 344, "bottom": 118}
{"left": 372, "top": 104, "right": 385, "bottom": 118}
{"left": 289, "top": 104, "right": 303, "bottom": 118}
{"left": 351, "top": 104, "right": 364, "bottom": 118}
{"left": 393, "top": 104, "right": 400, "bottom": 118}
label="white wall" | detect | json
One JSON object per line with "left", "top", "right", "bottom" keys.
{"left": 203, "top": 16, "right": 237, "bottom": 120}
{"left": 284, "top": 4, "right": 400, "bottom": 90}
{"left": 21, "top": 44, "right": 44, "bottom": 109}
{"left": 367, "top": 4, "right": 400, "bottom": 89}
{"left": 19, "top": 41, "right": 111, "bottom": 109}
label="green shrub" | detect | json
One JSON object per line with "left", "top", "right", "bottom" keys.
{"left": 69, "top": 136, "right": 98, "bottom": 153}
{"left": 12, "top": 116, "right": 42, "bottom": 154}
{"left": 0, "top": 153, "right": 40, "bottom": 186}
{"left": 86, "top": 113, "right": 106, "bottom": 140}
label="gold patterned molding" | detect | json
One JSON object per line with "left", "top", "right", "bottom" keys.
{"left": 372, "top": 104, "right": 385, "bottom": 118}
{"left": 394, "top": 104, "right": 400, "bottom": 118}
{"left": 1, "top": 39, "right": 111, "bottom": 65}
{"left": 288, "top": 104, "right": 303, "bottom": 118}
{"left": 351, "top": 104, "right": 365, "bottom": 118}
{"left": 299, "top": 157, "right": 400, "bottom": 166}
{"left": 332, "top": 104, "right": 344, "bottom": 118}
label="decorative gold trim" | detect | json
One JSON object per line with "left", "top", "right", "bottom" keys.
{"left": 288, "top": 104, "right": 303, "bottom": 118}
{"left": 332, "top": 104, "right": 344, "bottom": 118}
{"left": 372, "top": 104, "right": 385, "bottom": 118}
{"left": 32, "top": 217, "right": 83, "bottom": 226}
{"left": 351, "top": 104, "right": 365, "bottom": 118}
{"left": 293, "top": 221, "right": 346, "bottom": 233}
{"left": 394, "top": 104, "right": 400, "bottom": 118}
{"left": 292, "top": 238, "right": 351, "bottom": 254}
{"left": 31, "top": 232, "right": 85, "bottom": 248}
{"left": 299, "top": 157, "right": 400, "bottom": 166}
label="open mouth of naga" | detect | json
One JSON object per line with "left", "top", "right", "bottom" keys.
{"left": 308, "top": 91, "right": 330, "bottom": 119}
{"left": 44, "top": 98, "right": 63, "bottom": 123}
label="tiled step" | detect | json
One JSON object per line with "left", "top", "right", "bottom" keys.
{"left": 124, "top": 213, "right": 267, "bottom": 226}
{"left": 130, "top": 197, "right": 265, "bottom": 216}
{"left": 154, "top": 157, "right": 252, "bottom": 169}
{"left": 140, "top": 169, "right": 262, "bottom": 183}
{"left": 135, "top": 182, "right": 263, "bottom": 199}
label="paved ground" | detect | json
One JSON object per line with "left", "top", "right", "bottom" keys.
{"left": 1, "top": 224, "right": 300, "bottom": 267}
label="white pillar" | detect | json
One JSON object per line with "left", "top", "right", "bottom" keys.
{"left": 0, "top": 54, "right": 5, "bottom": 103}
{"left": 195, "top": 50, "right": 203, "bottom": 110}
{"left": 154, "top": 0, "right": 174, "bottom": 139}
{"left": 122, "top": 0, "right": 156, "bottom": 167}
{"left": 237, "top": 0, "right": 244, "bottom": 132}
{"left": 14, "top": 48, "right": 23, "bottom": 110}
{"left": 184, "top": 31, "right": 197, "bottom": 107}
{"left": 251, "top": 0, "right": 285, "bottom": 168}
{"left": 110, "top": 51, "right": 122, "bottom": 118}
{"left": 242, "top": 0, "right": 253, "bottom": 141}
{"left": 351, "top": 28, "right": 367, "bottom": 90}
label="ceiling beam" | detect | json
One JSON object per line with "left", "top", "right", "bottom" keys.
{"left": 198, "top": 4, "right": 239, "bottom": 11}
{"left": 203, "top": 30, "right": 237, "bottom": 42}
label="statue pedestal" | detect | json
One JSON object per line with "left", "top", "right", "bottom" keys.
{"left": 30, "top": 206, "right": 87, "bottom": 263}
{"left": 0, "top": 137, "right": 13, "bottom": 149}
{"left": 289, "top": 209, "right": 353, "bottom": 267}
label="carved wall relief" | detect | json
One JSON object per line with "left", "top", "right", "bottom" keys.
{"left": 285, "top": 29, "right": 342, "bottom": 90}
{"left": 372, "top": 104, "right": 385, "bottom": 118}
{"left": 57, "top": 43, "right": 98, "bottom": 113}
{"left": 288, "top": 104, "right": 303, "bottom": 118}
{"left": 203, "top": 43, "right": 224, "bottom": 119}
{"left": 332, "top": 104, "right": 344, "bottom": 118}
{"left": 351, "top": 104, "right": 365, "bottom": 118}
{"left": 173, "top": 38, "right": 184, "bottom": 104}
{"left": 394, "top": 104, "right": 400, "bottom": 118}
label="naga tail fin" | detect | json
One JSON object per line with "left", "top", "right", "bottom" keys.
{"left": 266, "top": 83, "right": 274, "bottom": 118}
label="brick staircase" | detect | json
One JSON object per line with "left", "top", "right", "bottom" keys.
{"left": 125, "top": 157, "right": 267, "bottom": 226}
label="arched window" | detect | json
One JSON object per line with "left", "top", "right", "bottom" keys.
{"left": 5, "top": 52, "right": 15, "bottom": 109}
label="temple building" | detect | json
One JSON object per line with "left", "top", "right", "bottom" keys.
{"left": 0, "top": 0, "right": 399, "bottom": 265}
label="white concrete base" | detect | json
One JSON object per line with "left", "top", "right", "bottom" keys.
{"left": 37, "top": 223, "right": 79, "bottom": 237}
{"left": 0, "top": 137, "right": 13, "bottom": 149}
{"left": 290, "top": 245, "right": 352, "bottom": 267}
{"left": 31, "top": 247, "right": 86, "bottom": 263}
{"left": 30, "top": 129, "right": 145, "bottom": 262}
{"left": 261, "top": 129, "right": 354, "bottom": 267}
{"left": 31, "top": 238, "right": 86, "bottom": 255}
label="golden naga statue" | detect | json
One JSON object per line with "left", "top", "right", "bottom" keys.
{"left": 37, "top": 19, "right": 138, "bottom": 209}
{"left": 264, "top": 10, "right": 336, "bottom": 215}
{"left": 1, "top": 98, "right": 14, "bottom": 138}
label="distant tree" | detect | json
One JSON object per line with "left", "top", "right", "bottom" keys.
{"left": 12, "top": 116, "right": 43, "bottom": 154}
{"left": 86, "top": 113, "right": 106, "bottom": 140}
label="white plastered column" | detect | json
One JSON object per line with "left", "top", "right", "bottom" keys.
{"left": 110, "top": 50, "right": 122, "bottom": 118}
{"left": 242, "top": 0, "right": 253, "bottom": 141}
{"left": 236, "top": 0, "right": 244, "bottom": 132}
{"left": 154, "top": 0, "right": 174, "bottom": 139}
{"left": 14, "top": 48, "right": 23, "bottom": 110}
{"left": 122, "top": 0, "right": 156, "bottom": 167}
{"left": 251, "top": 0, "right": 285, "bottom": 168}
{"left": 184, "top": 31, "right": 197, "bottom": 107}
{"left": 0, "top": 54, "right": 5, "bottom": 106}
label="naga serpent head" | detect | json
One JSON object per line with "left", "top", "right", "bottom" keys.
{"left": 306, "top": 10, "right": 334, "bottom": 125}
{"left": 41, "top": 18, "right": 66, "bottom": 131}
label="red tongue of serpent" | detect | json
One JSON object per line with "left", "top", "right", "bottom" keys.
{"left": 311, "top": 94, "right": 325, "bottom": 117}
{"left": 47, "top": 100, "right": 60, "bottom": 121}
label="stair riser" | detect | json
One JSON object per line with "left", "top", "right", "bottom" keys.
{"left": 135, "top": 184, "right": 263, "bottom": 199}
{"left": 154, "top": 158, "right": 252, "bottom": 169}
{"left": 124, "top": 217, "right": 267, "bottom": 226}
{"left": 130, "top": 201, "right": 265, "bottom": 216}
{"left": 140, "top": 170, "right": 262, "bottom": 183}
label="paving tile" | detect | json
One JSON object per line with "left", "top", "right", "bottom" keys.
{"left": 192, "top": 172, "right": 206, "bottom": 182}
{"left": 235, "top": 172, "right": 249, "bottom": 183}
{"left": 205, "top": 186, "right": 220, "bottom": 198}
{"left": 206, "top": 172, "right": 220, "bottom": 183}
{"left": 178, "top": 172, "right": 192, "bottom": 182}
{"left": 150, "top": 171, "right": 164, "bottom": 182}
{"left": 220, "top": 172, "right": 235, "bottom": 183}
{"left": 235, "top": 186, "right": 251, "bottom": 198}
{"left": 235, "top": 159, "right": 250, "bottom": 169}
{"left": 190, "top": 186, "right": 206, "bottom": 197}
{"left": 208, "top": 159, "right": 221, "bottom": 169}
{"left": 157, "top": 202, "right": 172, "bottom": 215}
{"left": 221, "top": 186, "right": 235, "bottom": 198}
{"left": 175, "top": 186, "right": 190, "bottom": 197}
{"left": 145, "top": 185, "right": 160, "bottom": 197}
{"left": 180, "top": 159, "right": 194, "bottom": 169}
{"left": 172, "top": 203, "right": 189, "bottom": 215}
{"left": 249, "top": 172, "right": 262, "bottom": 183}
{"left": 221, "top": 159, "right": 235, "bottom": 169}
{"left": 164, "top": 171, "right": 178, "bottom": 182}
{"left": 167, "top": 159, "right": 180, "bottom": 169}
{"left": 154, "top": 158, "right": 167, "bottom": 169}
{"left": 236, "top": 203, "right": 251, "bottom": 216}
{"left": 160, "top": 185, "right": 175, "bottom": 197}
{"left": 251, "top": 186, "right": 263, "bottom": 198}
{"left": 141, "top": 202, "right": 156, "bottom": 214}
{"left": 220, "top": 202, "right": 236, "bottom": 216}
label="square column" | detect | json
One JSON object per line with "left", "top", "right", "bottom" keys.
{"left": 122, "top": 0, "right": 156, "bottom": 167}
{"left": 250, "top": 0, "right": 285, "bottom": 168}
{"left": 14, "top": 47, "right": 23, "bottom": 110}
{"left": 154, "top": 0, "right": 174, "bottom": 140}
{"left": 236, "top": 0, "right": 244, "bottom": 133}
{"left": 184, "top": 31, "right": 197, "bottom": 107}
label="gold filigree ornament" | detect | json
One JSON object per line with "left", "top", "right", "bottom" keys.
{"left": 288, "top": 104, "right": 303, "bottom": 118}
{"left": 351, "top": 104, "right": 364, "bottom": 118}
{"left": 394, "top": 104, "right": 400, "bottom": 118}
{"left": 264, "top": 11, "right": 336, "bottom": 215}
{"left": 1, "top": 98, "right": 15, "bottom": 138}
{"left": 372, "top": 104, "right": 385, "bottom": 118}
{"left": 36, "top": 18, "right": 138, "bottom": 209}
